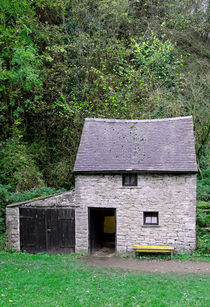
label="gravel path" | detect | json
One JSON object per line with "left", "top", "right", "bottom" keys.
{"left": 84, "top": 256, "right": 210, "bottom": 274}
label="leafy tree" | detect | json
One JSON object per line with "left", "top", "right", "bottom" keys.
{"left": 0, "top": 0, "right": 209, "bottom": 191}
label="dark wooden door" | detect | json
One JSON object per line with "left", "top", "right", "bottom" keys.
{"left": 20, "top": 208, "right": 46, "bottom": 253}
{"left": 20, "top": 208, "right": 75, "bottom": 254}
{"left": 47, "top": 209, "right": 75, "bottom": 253}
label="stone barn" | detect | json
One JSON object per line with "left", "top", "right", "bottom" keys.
{"left": 74, "top": 116, "right": 197, "bottom": 254}
{"left": 6, "top": 116, "right": 197, "bottom": 255}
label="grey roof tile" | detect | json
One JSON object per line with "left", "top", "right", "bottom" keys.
{"left": 74, "top": 116, "right": 197, "bottom": 173}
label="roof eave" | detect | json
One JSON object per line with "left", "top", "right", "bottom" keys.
{"left": 74, "top": 169, "right": 198, "bottom": 175}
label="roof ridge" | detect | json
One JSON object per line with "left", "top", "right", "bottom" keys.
{"left": 85, "top": 116, "right": 192, "bottom": 123}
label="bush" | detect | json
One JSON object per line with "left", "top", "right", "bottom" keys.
{"left": 0, "top": 185, "right": 10, "bottom": 233}
{"left": 196, "top": 199, "right": 209, "bottom": 255}
{"left": 0, "top": 185, "right": 66, "bottom": 235}
{"left": 197, "top": 201, "right": 210, "bottom": 209}
{"left": 196, "top": 232, "right": 210, "bottom": 255}
{"left": 197, "top": 209, "right": 209, "bottom": 228}
{"left": 197, "top": 168, "right": 210, "bottom": 202}
{"left": 0, "top": 138, "right": 44, "bottom": 191}
{"left": 197, "top": 175, "right": 210, "bottom": 202}
{"left": 8, "top": 186, "right": 66, "bottom": 204}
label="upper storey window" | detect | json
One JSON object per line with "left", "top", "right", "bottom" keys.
{"left": 144, "top": 212, "right": 159, "bottom": 225}
{"left": 122, "top": 174, "right": 137, "bottom": 186}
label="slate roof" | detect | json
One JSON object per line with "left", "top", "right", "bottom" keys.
{"left": 74, "top": 116, "right": 197, "bottom": 173}
{"left": 7, "top": 191, "right": 75, "bottom": 208}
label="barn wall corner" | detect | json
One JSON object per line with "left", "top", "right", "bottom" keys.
{"left": 6, "top": 207, "right": 20, "bottom": 251}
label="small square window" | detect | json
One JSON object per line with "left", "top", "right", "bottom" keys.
{"left": 122, "top": 174, "right": 137, "bottom": 186}
{"left": 144, "top": 212, "right": 159, "bottom": 225}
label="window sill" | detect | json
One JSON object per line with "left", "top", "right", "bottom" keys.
{"left": 120, "top": 186, "right": 141, "bottom": 189}
{"left": 141, "top": 225, "right": 160, "bottom": 228}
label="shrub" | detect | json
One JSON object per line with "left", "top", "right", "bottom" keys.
{"left": 8, "top": 186, "right": 66, "bottom": 204}
{"left": 0, "top": 185, "right": 10, "bottom": 233}
{"left": 197, "top": 174, "right": 209, "bottom": 200}
{"left": 197, "top": 209, "right": 208, "bottom": 228}
{"left": 0, "top": 138, "right": 44, "bottom": 191}
{"left": 0, "top": 185, "right": 66, "bottom": 235}
{"left": 196, "top": 232, "right": 210, "bottom": 255}
{"left": 196, "top": 199, "right": 209, "bottom": 255}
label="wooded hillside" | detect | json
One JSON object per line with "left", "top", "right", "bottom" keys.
{"left": 0, "top": 1, "right": 209, "bottom": 201}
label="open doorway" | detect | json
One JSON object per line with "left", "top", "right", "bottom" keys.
{"left": 88, "top": 208, "right": 116, "bottom": 256}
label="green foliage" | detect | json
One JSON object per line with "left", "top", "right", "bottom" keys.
{"left": 63, "top": 30, "right": 183, "bottom": 120}
{"left": 10, "top": 45, "right": 43, "bottom": 91}
{"left": 0, "top": 185, "right": 10, "bottom": 233}
{"left": 197, "top": 209, "right": 209, "bottom": 228}
{"left": 197, "top": 201, "right": 210, "bottom": 209}
{"left": 174, "top": 251, "right": 210, "bottom": 262}
{"left": 0, "top": 138, "right": 44, "bottom": 191}
{"left": 196, "top": 198, "right": 210, "bottom": 255}
{"left": 197, "top": 232, "right": 210, "bottom": 255}
{"left": 132, "top": 34, "right": 183, "bottom": 87}
{"left": 8, "top": 186, "right": 66, "bottom": 204}
{"left": 0, "top": 0, "right": 43, "bottom": 128}
{"left": 0, "top": 184, "right": 66, "bottom": 234}
{"left": 197, "top": 170, "right": 210, "bottom": 201}
{"left": 0, "top": 233, "right": 7, "bottom": 251}
{"left": 0, "top": 0, "right": 69, "bottom": 140}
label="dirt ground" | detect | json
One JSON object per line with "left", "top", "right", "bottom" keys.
{"left": 83, "top": 256, "right": 210, "bottom": 274}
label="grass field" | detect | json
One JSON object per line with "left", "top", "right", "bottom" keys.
{"left": 0, "top": 253, "right": 209, "bottom": 307}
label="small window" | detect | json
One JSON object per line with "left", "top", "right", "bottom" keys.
{"left": 144, "top": 212, "right": 158, "bottom": 225}
{"left": 122, "top": 174, "right": 137, "bottom": 186}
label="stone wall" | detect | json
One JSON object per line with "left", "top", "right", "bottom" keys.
{"left": 6, "top": 177, "right": 197, "bottom": 254}
{"left": 6, "top": 207, "right": 20, "bottom": 250}
{"left": 75, "top": 174, "right": 196, "bottom": 253}
{"left": 6, "top": 191, "right": 75, "bottom": 251}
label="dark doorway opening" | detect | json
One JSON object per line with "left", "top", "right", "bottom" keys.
{"left": 88, "top": 208, "right": 116, "bottom": 256}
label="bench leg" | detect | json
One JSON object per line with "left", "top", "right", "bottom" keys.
{"left": 171, "top": 251, "right": 173, "bottom": 260}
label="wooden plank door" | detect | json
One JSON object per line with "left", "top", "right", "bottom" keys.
{"left": 20, "top": 208, "right": 46, "bottom": 253}
{"left": 46, "top": 209, "right": 75, "bottom": 253}
{"left": 46, "top": 209, "right": 59, "bottom": 253}
{"left": 20, "top": 208, "right": 75, "bottom": 254}
{"left": 57, "top": 209, "right": 75, "bottom": 253}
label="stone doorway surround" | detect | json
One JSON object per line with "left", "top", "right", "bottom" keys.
{"left": 88, "top": 207, "right": 116, "bottom": 256}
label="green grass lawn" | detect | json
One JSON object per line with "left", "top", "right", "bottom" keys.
{"left": 0, "top": 253, "right": 209, "bottom": 307}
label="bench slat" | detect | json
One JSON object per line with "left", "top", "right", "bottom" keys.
{"left": 133, "top": 245, "right": 174, "bottom": 260}
{"left": 134, "top": 245, "right": 174, "bottom": 250}
{"left": 135, "top": 249, "right": 172, "bottom": 253}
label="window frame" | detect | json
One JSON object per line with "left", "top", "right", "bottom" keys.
{"left": 143, "top": 212, "right": 159, "bottom": 225}
{"left": 122, "top": 174, "right": 138, "bottom": 186}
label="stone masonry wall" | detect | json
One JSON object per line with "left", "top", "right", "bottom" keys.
{"left": 75, "top": 174, "right": 196, "bottom": 254}
{"left": 6, "top": 207, "right": 20, "bottom": 251}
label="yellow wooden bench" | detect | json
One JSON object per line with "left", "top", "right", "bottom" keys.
{"left": 133, "top": 245, "right": 174, "bottom": 260}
